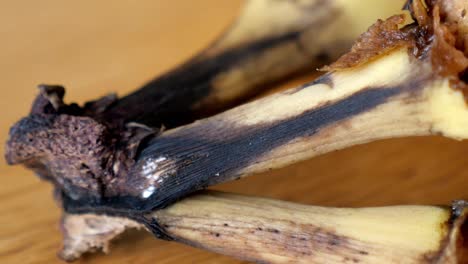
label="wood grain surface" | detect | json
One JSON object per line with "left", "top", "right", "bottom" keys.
{"left": 1, "top": 1, "right": 468, "bottom": 263}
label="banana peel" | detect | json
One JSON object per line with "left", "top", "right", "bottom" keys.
{"left": 5, "top": 0, "right": 468, "bottom": 263}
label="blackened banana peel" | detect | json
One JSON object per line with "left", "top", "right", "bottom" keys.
{"left": 5, "top": 0, "right": 468, "bottom": 262}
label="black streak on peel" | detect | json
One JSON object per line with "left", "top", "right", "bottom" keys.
{"left": 101, "top": 0, "right": 336, "bottom": 128}
{"left": 137, "top": 86, "right": 404, "bottom": 210}
{"left": 63, "top": 84, "right": 409, "bottom": 220}
{"left": 100, "top": 30, "right": 307, "bottom": 128}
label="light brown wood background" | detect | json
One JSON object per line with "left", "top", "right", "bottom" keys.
{"left": 1, "top": 1, "right": 468, "bottom": 263}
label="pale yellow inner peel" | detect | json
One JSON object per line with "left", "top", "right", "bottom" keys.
{"left": 427, "top": 80, "right": 468, "bottom": 140}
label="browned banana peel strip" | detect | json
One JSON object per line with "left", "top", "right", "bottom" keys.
{"left": 62, "top": 191, "right": 468, "bottom": 263}
{"left": 4, "top": 0, "right": 468, "bottom": 262}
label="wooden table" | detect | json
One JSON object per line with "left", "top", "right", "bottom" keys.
{"left": 2, "top": 1, "right": 468, "bottom": 263}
